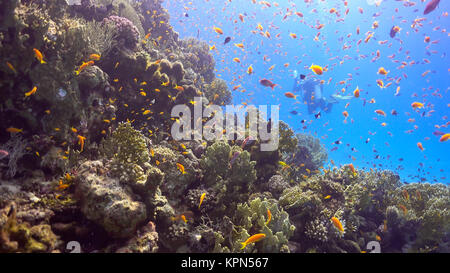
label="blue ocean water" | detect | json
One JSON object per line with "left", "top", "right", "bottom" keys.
{"left": 164, "top": 0, "right": 449, "bottom": 184}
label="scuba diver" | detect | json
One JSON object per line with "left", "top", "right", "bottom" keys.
{"left": 292, "top": 70, "right": 352, "bottom": 115}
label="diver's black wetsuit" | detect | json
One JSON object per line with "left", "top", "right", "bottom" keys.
{"left": 293, "top": 75, "right": 333, "bottom": 114}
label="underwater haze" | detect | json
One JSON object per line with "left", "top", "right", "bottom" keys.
{"left": 164, "top": 0, "right": 450, "bottom": 184}
{"left": 0, "top": 0, "right": 449, "bottom": 254}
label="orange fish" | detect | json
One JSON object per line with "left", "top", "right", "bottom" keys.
{"left": 75, "top": 61, "right": 94, "bottom": 75}
{"left": 175, "top": 85, "right": 185, "bottom": 92}
{"left": 343, "top": 111, "right": 349, "bottom": 118}
{"left": 353, "top": 86, "right": 360, "bottom": 98}
{"left": 6, "top": 127, "right": 23, "bottom": 133}
{"left": 439, "top": 133, "right": 450, "bottom": 142}
{"left": 240, "top": 234, "right": 266, "bottom": 250}
{"left": 284, "top": 92, "right": 297, "bottom": 99}
{"left": 25, "top": 86, "right": 37, "bottom": 97}
{"left": 265, "top": 209, "right": 272, "bottom": 225}
{"left": 377, "top": 67, "right": 389, "bottom": 75}
{"left": 33, "top": 48, "right": 46, "bottom": 64}
{"left": 6, "top": 62, "right": 16, "bottom": 74}
{"left": 198, "top": 192, "right": 206, "bottom": 209}
{"left": 77, "top": 135, "right": 86, "bottom": 152}
{"left": 331, "top": 217, "right": 345, "bottom": 233}
{"left": 309, "top": 64, "right": 323, "bottom": 75}
{"left": 89, "top": 54, "right": 101, "bottom": 61}
{"left": 417, "top": 142, "right": 424, "bottom": 151}
{"left": 347, "top": 163, "right": 356, "bottom": 175}
{"left": 376, "top": 79, "right": 385, "bottom": 88}
{"left": 247, "top": 65, "right": 253, "bottom": 74}
{"left": 411, "top": 102, "right": 424, "bottom": 109}
{"left": 375, "top": 109, "right": 386, "bottom": 116}
{"left": 213, "top": 26, "right": 223, "bottom": 34}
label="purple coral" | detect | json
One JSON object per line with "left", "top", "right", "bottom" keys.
{"left": 102, "top": 15, "right": 139, "bottom": 49}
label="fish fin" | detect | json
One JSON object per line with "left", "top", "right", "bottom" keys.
{"left": 240, "top": 243, "right": 246, "bottom": 250}
{"left": 41, "top": 60, "right": 47, "bottom": 64}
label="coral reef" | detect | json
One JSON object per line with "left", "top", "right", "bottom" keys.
{"left": 102, "top": 15, "right": 140, "bottom": 50}
{"left": 199, "top": 141, "right": 257, "bottom": 216}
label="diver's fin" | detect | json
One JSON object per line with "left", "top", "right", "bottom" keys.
{"left": 328, "top": 96, "right": 339, "bottom": 104}
{"left": 300, "top": 74, "right": 306, "bottom": 79}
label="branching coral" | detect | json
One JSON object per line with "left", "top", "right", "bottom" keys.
{"left": 385, "top": 183, "right": 450, "bottom": 252}
{"left": 199, "top": 140, "right": 257, "bottom": 217}
{"left": 233, "top": 197, "right": 295, "bottom": 253}
{"left": 0, "top": 134, "right": 30, "bottom": 178}
{"left": 100, "top": 122, "right": 150, "bottom": 185}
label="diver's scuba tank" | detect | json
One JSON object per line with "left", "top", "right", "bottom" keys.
{"left": 293, "top": 70, "right": 298, "bottom": 78}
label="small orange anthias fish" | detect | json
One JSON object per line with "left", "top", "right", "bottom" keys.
{"left": 6, "top": 127, "right": 23, "bottom": 133}
{"left": 198, "top": 192, "right": 206, "bottom": 209}
{"left": 353, "top": 86, "right": 360, "bottom": 98}
{"left": 417, "top": 142, "right": 424, "bottom": 151}
{"left": 56, "top": 179, "right": 70, "bottom": 191}
{"left": 25, "top": 86, "right": 37, "bottom": 97}
{"left": 284, "top": 92, "right": 297, "bottom": 99}
{"left": 33, "top": 48, "right": 46, "bottom": 64}
{"left": 89, "top": 54, "right": 101, "bottom": 61}
{"left": 171, "top": 211, "right": 194, "bottom": 223}
{"left": 265, "top": 209, "right": 272, "bottom": 225}
{"left": 240, "top": 233, "right": 266, "bottom": 250}
{"left": 411, "top": 102, "right": 424, "bottom": 109}
{"left": 440, "top": 133, "right": 450, "bottom": 142}
{"left": 77, "top": 135, "right": 86, "bottom": 152}
{"left": 331, "top": 217, "right": 345, "bottom": 233}
{"left": 347, "top": 163, "right": 357, "bottom": 175}
{"left": 75, "top": 61, "right": 94, "bottom": 75}
{"left": 309, "top": 64, "right": 323, "bottom": 75}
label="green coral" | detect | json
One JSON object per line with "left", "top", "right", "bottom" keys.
{"left": 151, "top": 144, "right": 199, "bottom": 205}
{"left": 199, "top": 140, "right": 256, "bottom": 217}
{"left": 278, "top": 121, "right": 298, "bottom": 155}
{"left": 386, "top": 183, "right": 450, "bottom": 252}
{"left": 101, "top": 122, "right": 150, "bottom": 184}
{"left": 233, "top": 198, "right": 295, "bottom": 253}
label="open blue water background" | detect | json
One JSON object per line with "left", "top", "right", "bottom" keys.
{"left": 163, "top": 0, "right": 449, "bottom": 184}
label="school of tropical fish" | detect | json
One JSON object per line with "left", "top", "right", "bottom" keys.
{"left": 0, "top": 0, "right": 448, "bottom": 253}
